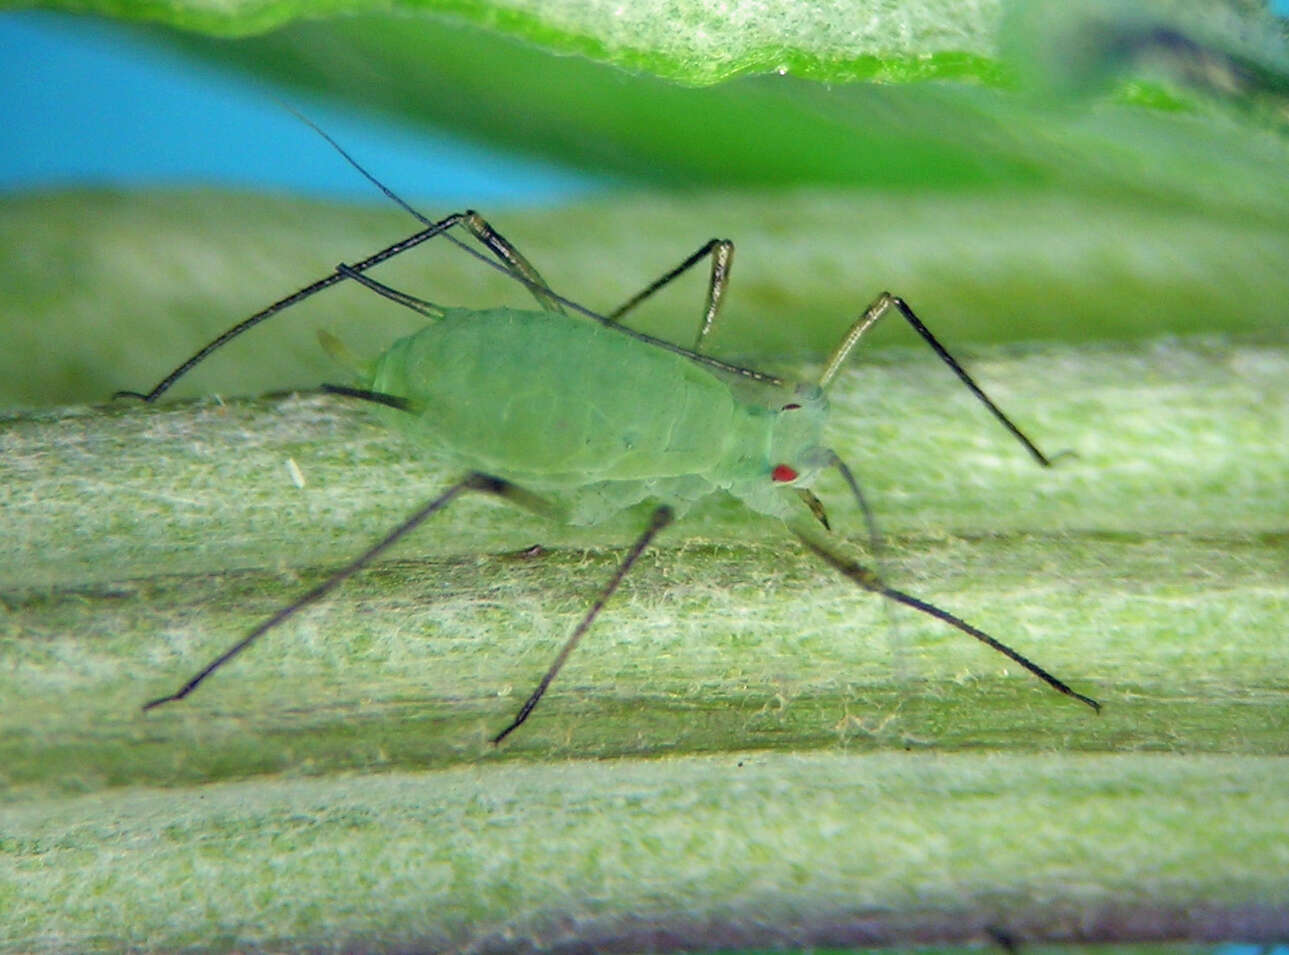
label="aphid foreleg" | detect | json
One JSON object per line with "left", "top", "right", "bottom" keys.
{"left": 817, "top": 292, "right": 1055, "bottom": 467}
{"left": 788, "top": 513, "right": 1101, "bottom": 712}
{"left": 141, "top": 473, "right": 558, "bottom": 713}
{"left": 605, "top": 238, "right": 735, "bottom": 352}
{"left": 493, "top": 504, "right": 675, "bottom": 744}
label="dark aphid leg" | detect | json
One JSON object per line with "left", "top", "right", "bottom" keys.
{"left": 818, "top": 292, "right": 1056, "bottom": 467}
{"left": 142, "top": 473, "right": 556, "bottom": 713}
{"left": 333, "top": 264, "right": 443, "bottom": 318}
{"left": 606, "top": 238, "right": 735, "bottom": 352}
{"left": 321, "top": 384, "right": 417, "bottom": 413}
{"left": 141, "top": 467, "right": 669, "bottom": 742}
{"left": 493, "top": 504, "right": 675, "bottom": 744}
{"left": 116, "top": 218, "right": 464, "bottom": 403}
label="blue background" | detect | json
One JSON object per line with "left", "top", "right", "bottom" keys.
{"left": 1, "top": 3, "right": 1286, "bottom": 202}
{"left": 0, "top": 10, "right": 601, "bottom": 204}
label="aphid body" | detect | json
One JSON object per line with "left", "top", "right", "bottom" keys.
{"left": 364, "top": 307, "right": 827, "bottom": 526}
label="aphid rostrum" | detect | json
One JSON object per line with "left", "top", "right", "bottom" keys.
{"left": 125, "top": 127, "right": 1100, "bottom": 743}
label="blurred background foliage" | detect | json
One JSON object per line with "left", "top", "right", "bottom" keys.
{"left": 0, "top": 0, "right": 1287, "bottom": 407}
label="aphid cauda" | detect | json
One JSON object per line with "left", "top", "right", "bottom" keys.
{"left": 125, "top": 125, "right": 1100, "bottom": 743}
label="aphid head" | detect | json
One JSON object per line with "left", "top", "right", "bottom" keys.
{"left": 729, "top": 384, "right": 832, "bottom": 520}
{"left": 767, "top": 384, "right": 830, "bottom": 488}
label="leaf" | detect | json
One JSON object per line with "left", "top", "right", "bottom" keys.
{"left": 15, "top": 0, "right": 1289, "bottom": 93}
{"left": 1, "top": 0, "right": 1013, "bottom": 85}
{"left": 123, "top": 6, "right": 1289, "bottom": 190}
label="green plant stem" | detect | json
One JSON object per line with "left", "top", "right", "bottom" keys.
{"left": 2, "top": 334, "right": 1286, "bottom": 951}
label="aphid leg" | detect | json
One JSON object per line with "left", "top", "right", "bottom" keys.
{"left": 320, "top": 383, "right": 418, "bottom": 413}
{"left": 606, "top": 239, "right": 735, "bottom": 352}
{"left": 117, "top": 210, "right": 561, "bottom": 402}
{"left": 817, "top": 292, "right": 1055, "bottom": 467}
{"left": 116, "top": 217, "right": 474, "bottom": 402}
{"left": 493, "top": 504, "right": 675, "bottom": 744}
{"left": 334, "top": 264, "right": 442, "bottom": 318}
{"left": 343, "top": 213, "right": 564, "bottom": 317}
{"left": 788, "top": 515, "right": 1101, "bottom": 712}
{"left": 142, "top": 473, "right": 559, "bottom": 713}
{"left": 458, "top": 212, "right": 565, "bottom": 314}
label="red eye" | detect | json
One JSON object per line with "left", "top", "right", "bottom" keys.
{"left": 781, "top": 403, "right": 801, "bottom": 411}
{"left": 772, "top": 464, "right": 798, "bottom": 483}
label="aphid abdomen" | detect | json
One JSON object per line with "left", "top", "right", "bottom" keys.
{"left": 368, "top": 308, "right": 766, "bottom": 490}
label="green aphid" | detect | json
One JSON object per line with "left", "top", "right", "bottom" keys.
{"left": 124, "top": 128, "right": 1099, "bottom": 743}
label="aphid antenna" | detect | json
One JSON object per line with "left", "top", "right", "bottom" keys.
{"left": 288, "top": 106, "right": 787, "bottom": 385}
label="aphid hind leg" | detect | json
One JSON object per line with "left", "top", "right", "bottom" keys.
{"left": 493, "top": 504, "right": 675, "bottom": 743}
{"left": 459, "top": 211, "right": 565, "bottom": 314}
{"left": 606, "top": 239, "right": 734, "bottom": 352}
{"left": 818, "top": 292, "right": 1054, "bottom": 467}
{"left": 119, "top": 209, "right": 562, "bottom": 402}
{"left": 334, "top": 264, "right": 442, "bottom": 318}
{"left": 116, "top": 218, "right": 469, "bottom": 402}
{"left": 788, "top": 517, "right": 1100, "bottom": 712}
{"left": 142, "top": 473, "right": 561, "bottom": 713}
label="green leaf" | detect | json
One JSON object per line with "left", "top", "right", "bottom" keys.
{"left": 1, "top": 0, "right": 1014, "bottom": 84}
{"left": 115, "top": 6, "right": 1288, "bottom": 190}
{"left": 16, "top": 0, "right": 1289, "bottom": 94}
{"left": 11, "top": 1, "right": 1289, "bottom": 191}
